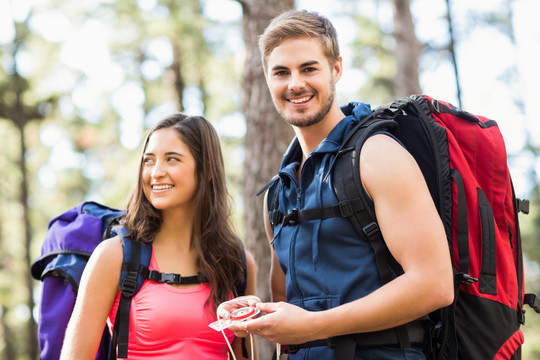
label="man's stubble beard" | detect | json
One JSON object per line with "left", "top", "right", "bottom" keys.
{"left": 275, "top": 81, "right": 336, "bottom": 128}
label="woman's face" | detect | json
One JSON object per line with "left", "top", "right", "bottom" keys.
{"left": 141, "top": 127, "right": 198, "bottom": 212}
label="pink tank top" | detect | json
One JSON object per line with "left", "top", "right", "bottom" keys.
{"left": 107, "top": 251, "right": 235, "bottom": 359}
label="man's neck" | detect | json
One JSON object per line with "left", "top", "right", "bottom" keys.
{"left": 294, "top": 105, "right": 345, "bottom": 157}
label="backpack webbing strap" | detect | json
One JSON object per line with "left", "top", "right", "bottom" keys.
{"left": 334, "top": 336, "right": 355, "bottom": 359}
{"left": 524, "top": 293, "right": 540, "bottom": 314}
{"left": 140, "top": 267, "right": 204, "bottom": 285}
{"left": 235, "top": 239, "right": 248, "bottom": 297}
{"left": 284, "top": 319, "right": 426, "bottom": 357}
{"left": 270, "top": 198, "right": 365, "bottom": 226}
{"left": 511, "top": 179, "right": 527, "bottom": 325}
{"left": 451, "top": 170, "right": 478, "bottom": 286}
{"left": 332, "top": 119, "right": 401, "bottom": 285}
{"left": 477, "top": 188, "right": 497, "bottom": 295}
{"left": 111, "top": 240, "right": 142, "bottom": 359}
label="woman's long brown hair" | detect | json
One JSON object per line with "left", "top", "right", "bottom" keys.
{"left": 123, "top": 113, "right": 244, "bottom": 315}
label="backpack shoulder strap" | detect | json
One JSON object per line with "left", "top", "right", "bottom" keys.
{"left": 110, "top": 228, "right": 151, "bottom": 359}
{"left": 332, "top": 113, "right": 400, "bottom": 285}
{"left": 235, "top": 239, "right": 248, "bottom": 297}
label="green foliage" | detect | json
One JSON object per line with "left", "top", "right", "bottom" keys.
{"left": 348, "top": 13, "right": 397, "bottom": 104}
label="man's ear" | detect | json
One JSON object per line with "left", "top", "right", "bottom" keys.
{"left": 333, "top": 56, "right": 343, "bottom": 83}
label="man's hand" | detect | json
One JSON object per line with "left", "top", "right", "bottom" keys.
{"left": 233, "top": 301, "right": 319, "bottom": 345}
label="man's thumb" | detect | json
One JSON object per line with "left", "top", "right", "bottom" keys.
{"left": 256, "top": 301, "right": 278, "bottom": 314}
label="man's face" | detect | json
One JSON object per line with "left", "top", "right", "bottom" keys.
{"left": 265, "top": 37, "right": 342, "bottom": 128}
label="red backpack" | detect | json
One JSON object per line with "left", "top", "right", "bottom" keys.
{"left": 264, "top": 94, "right": 539, "bottom": 359}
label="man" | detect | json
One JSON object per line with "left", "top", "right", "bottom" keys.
{"left": 228, "top": 9, "right": 454, "bottom": 359}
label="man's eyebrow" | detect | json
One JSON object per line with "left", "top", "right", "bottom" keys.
{"left": 271, "top": 65, "right": 289, "bottom": 72}
{"left": 270, "top": 60, "right": 320, "bottom": 72}
{"left": 300, "top": 60, "right": 319, "bottom": 67}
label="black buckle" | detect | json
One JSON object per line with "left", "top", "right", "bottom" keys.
{"left": 282, "top": 208, "right": 299, "bottom": 226}
{"left": 121, "top": 273, "right": 138, "bottom": 297}
{"left": 338, "top": 201, "right": 353, "bottom": 217}
{"left": 362, "top": 221, "right": 380, "bottom": 240}
{"left": 269, "top": 209, "right": 283, "bottom": 226}
{"left": 518, "top": 309, "right": 526, "bottom": 325}
{"left": 430, "top": 321, "right": 442, "bottom": 340}
{"left": 524, "top": 293, "right": 540, "bottom": 313}
{"left": 455, "top": 272, "right": 478, "bottom": 285}
{"left": 517, "top": 198, "right": 530, "bottom": 214}
{"left": 161, "top": 273, "right": 180, "bottom": 284}
{"left": 148, "top": 270, "right": 181, "bottom": 284}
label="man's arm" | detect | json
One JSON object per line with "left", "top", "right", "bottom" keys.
{"left": 240, "top": 134, "right": 454, "bottom": 345}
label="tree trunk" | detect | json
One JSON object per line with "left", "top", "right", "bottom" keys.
{"left": 238, "top": 0, "right": 294, "bottom": 358}
{"left": 16, "top": 121, "right": 38, "bottom": 360}
{"left": 445, "top": 0, "right": 462, "bottom": 107}
{"left": 1, "top": 305, "right": 17, "bottom": 360}
{"left": 392, "top": 0, "right": 422, "bottom": 97}
{"left": 171, "top": 42, "right": 185, "bottom": 112}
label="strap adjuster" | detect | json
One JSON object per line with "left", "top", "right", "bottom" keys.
{"left": 121, "top": 273, "right": 138, "bottom": 297}
{"left": 269, "top": 209, "right": 282, "bottom": 226}
{"left": 338, "top": 201, "right": 353, "bottom": 217}
{"left": 455, "top": 272, "right": 478, "bottom": 285}
{"left": 518, "top": 309, "right": 526, "bottom": 325}
{"left": 362, "top": 221, "right": 380, "bottom": 240}
{"left": 282, "top": 208, "right": 299, "bottom": 226}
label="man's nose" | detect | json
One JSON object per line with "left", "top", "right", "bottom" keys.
{"left": 288, "top": 72, "right": 306, "bottom": 92}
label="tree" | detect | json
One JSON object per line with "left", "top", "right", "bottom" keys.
{"left": 392, "top": 0, "right": 421, "bottom": 97}
{"left": 0, "top": 24, "right": 44, "bottom": 360}
{"left": 237, "top": 0, "right": 295, "bottom": 357}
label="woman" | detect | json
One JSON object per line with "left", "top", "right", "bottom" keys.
{"left": 61, "top": 114, "right": 257, "bottom": 359}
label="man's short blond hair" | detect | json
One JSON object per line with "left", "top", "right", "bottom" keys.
{"left": 258, "top": 10, "right": 340, "bottom": 71}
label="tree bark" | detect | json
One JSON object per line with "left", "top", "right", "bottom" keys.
{"left": 238, "top": 0, "right": 294, "bottom": 357}
{"left": 445, "top": 0, "right": 462, "bottom": 107}
{"left": 392, "top": 0, "right": 422, "bottom": 97}
{"left": 17, "top": 120, "right": 38, "bottom": 360}
{"left": 171, "top": 42, "right": 185, "bottom": 112}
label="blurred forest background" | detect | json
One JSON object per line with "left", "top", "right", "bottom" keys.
{"left": 0, "top": 0, "right": 539, "bottom": 358}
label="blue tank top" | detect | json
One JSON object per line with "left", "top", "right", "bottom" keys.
{"left": 267, "top": 102, "right": 425, "bottom": 360}
{"left": 269, "top": 102, "right": 382, "bottom": 312}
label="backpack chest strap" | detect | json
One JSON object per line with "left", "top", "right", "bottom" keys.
{"left": 270, "top": 198, "right": 365, "bottom": 227}
{"left": 120, "top": 263, "right": 207, "bottom": 285}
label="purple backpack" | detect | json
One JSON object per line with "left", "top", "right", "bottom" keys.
{"left": 30, "top": 201, "right": 152, "bottom": 360}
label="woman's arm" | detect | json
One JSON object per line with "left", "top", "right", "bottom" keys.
{"left": 60, "top": 236, "right": 123, "bottom": 360}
